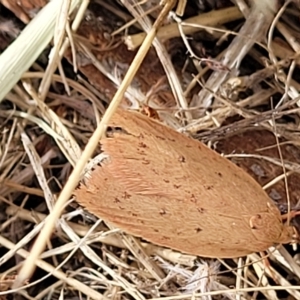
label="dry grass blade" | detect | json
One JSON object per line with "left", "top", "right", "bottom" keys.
{"left": 123, "top": 0, "right": 190, "bottom": 120}
{"left": 0, "top": 0, "right": 82, "bottom": 102}
{"left": 21, "top": 85, "right": 82, "bottom": 166}
{"left": 0, "top": 235, "right": 106, "bottom": 299}
{"left": 119, "top": 231, "right": 166, "bottom": 281}
{"left": 249, "top": 253, "right": 300, "bottom": 299}
{"left": 124, "top": 6, "right": 243, "bottom": 49}
{"left": 20, "top": 132, "right": 55, "bottom": 210}
{"left": 4, "top": 203, "right": 196, "bottom": 266}
{"left": 191, "top": 0, "right": 279, "bottom": 115}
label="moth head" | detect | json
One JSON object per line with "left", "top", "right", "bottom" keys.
{"left": 278, "top": 224, "right": 298, "bottom": 245}
{"left": 247, "top": 212, "right": 293, "bottom": 245}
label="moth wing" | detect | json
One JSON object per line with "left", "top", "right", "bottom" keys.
{"left": 104, "top": 110, "right": 275, "bottom": 217}
{"left": 75, "top": 109, "right": 281, "bottom": 258}
{"left": 76, "top": 162, "right": 271, "bottom": 258}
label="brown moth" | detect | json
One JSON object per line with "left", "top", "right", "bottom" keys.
{"left": 75, "top": 109, "right": 295, "bottom": 258}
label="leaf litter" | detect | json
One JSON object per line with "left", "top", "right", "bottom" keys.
{"left": 1, "top": 0, "right": 300, "bottom": 299}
